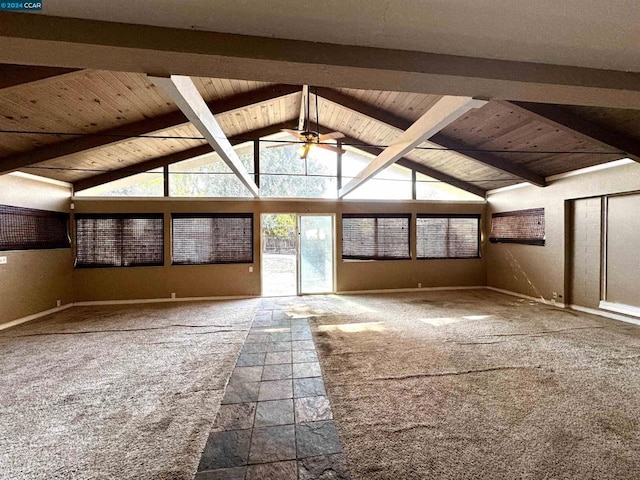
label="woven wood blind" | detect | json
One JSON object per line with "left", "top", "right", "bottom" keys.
{"left": 490, "top": 208, "right": 545, "bottom": 245}
{"left": 342, "top": 214, "right": 411, "bottom": 260}
{"left": 0, "top": 204, "right": 69, "bottom": 251}
{"left": 75, "top": 214, "right": 164, "bottom": 267}
{"left": 172, "top": 214, "right": 253, "bottom": 265}
{"left": 417, "top": 214, "right": 480, "bottom": 259}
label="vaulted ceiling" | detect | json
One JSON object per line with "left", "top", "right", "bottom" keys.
{"left": 0, "top": 6, "right": 638, "bottom": 198}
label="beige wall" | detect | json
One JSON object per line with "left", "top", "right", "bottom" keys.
{"left": 0, "top": 174, "right": 73, "bottom": 325}
{"left": 486, "top": 160, "right": 640, "bottom": 306}
{"left": 72, "top": 198, "right": 486, "bottom": 301}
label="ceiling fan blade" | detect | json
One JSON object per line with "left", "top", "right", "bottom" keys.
{"left": 317, "top": 143, "right": 346, "bottom": 154}
{"left": 300, "top": 144, "right": 311, "bottom": 159}
{"left": 319, "top": 131, "right": 345, "bottom": 141}
{"left": 281, "top": 128, "right": 303, "bottom": 138}
{"left": 266, "top": 142, "right": 298, "bottom": 149}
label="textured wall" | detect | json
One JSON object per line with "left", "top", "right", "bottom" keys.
{"left": 486, "top": 160, "right": 640, "bottom": 307}
{"left": 0, "top": 174, "right": 73, "bottom": 325}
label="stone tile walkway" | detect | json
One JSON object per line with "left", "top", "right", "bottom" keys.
{"left": 194, "top": 300, "right": 351, "bottom": 480}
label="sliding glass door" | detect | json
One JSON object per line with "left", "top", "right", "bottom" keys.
{"left": 299, "top": 215, "right": 334, "bottom": 294}
{"left": 261, "top": 214, "right": 334, "bottom": 296}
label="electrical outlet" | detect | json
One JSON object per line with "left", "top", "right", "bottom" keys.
{"left": 171, "top": 292, "right": 176, "bottom": 299}
{"left": 0, "top": 256, "right": 7, "bottom": 264}
{"left": 418, "top": 282, "right": 422, "bottom": 288}
{"left": 56, "top": 300, "right": 61, "bottom": 307}
{"left": 552, "top": 292, "right": 558, "bottom": 299}
{"left": 249, "top": 266, "right": 253, "bottom": 273}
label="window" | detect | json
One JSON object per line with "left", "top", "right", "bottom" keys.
{"left": 75, "top": 169, "right": 164, "bottom": 197}
{"left": 75, "top": 214, "right": 164, "bottom": 267}
{"left": 259, "top": 136, "right": 338, "bottom": 199}
{"left": 417, "top": 214, "right": 480, "bottom": 259}
{"left": 0, "top": 204, "right": 70, "bottom": 251}
{"left": 415, "top": 172, "right": 484, "bottom": 201}
{"left": 172, "top": 213, "right": 253, "bottom": 265}
{"left": 342, "top": 149, "right": 413, "bottom": 200}
{"left": 490, "top": 208, "right": 545, "bottom": 246}
{"left": 169, "top": 145, "right": 254, "bottom": 198}
{"left": 342, "top": 214, "right": 410, "bottom": 260}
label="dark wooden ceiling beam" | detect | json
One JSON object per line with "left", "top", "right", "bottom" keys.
{"left": 499, "top": 100, "right": 640, "bottom": 163}
{"left": 316, "top": 88, "right": 546, "bottom": 187}
{"left": 73, "top": 121, "right": 295, "bottom": 191}
{"left": 0, "top": 63, "right": 79, "bottom": 89}
{"left": 327, "top": 130, "right": 486, "bottom": 198}
{"left": 1, "top": 12, "right": 639, "bottom": 109}
{"left": 0, "top": 83, "right": 300, "bottom": 174}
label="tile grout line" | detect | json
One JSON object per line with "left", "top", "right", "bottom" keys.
{"left": 243, "top": 307, "right": 263, "bottom": 480}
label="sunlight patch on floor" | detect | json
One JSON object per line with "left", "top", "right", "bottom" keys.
{"left": 317, "top": 322, "right": 386, "bottom": 333}
{"left": 420, "top": 314, "right": 492, "bottom": 327}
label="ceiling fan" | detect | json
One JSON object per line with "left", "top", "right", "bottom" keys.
{"left": 268, "top": 86, "right": 346, "bottom": 159}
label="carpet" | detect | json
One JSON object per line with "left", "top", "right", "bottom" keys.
{"left": 304, "top": 290, "right": 640, "bottom": 479}
{"left": 0, "top": 299, "right": 259, "bottom": 479}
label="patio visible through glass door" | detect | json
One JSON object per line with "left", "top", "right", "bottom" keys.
{"left": 261, "top": 213, "right": 297, "bottom": 297}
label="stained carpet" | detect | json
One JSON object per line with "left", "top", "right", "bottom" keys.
{"left": 0, "top": 299, "right": 258, "bottom": 479}
{"left": 303, "top": 290, "right": 640, "bottom": 480}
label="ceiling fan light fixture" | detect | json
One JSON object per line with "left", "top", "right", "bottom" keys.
{"left": 272, "top": 86, "right": 346, "bottom": 158}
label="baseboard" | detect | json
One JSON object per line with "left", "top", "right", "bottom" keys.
{"left": 485, "top": 286, "right": 566, "bottom": 308}
{"left": 570, "top": 304, "right": 640, "bottom": 327}
{"left": 598, "top": 301, "right": 640, "bottom": 319}
{"left": 0, "top": 303, "right": 73, "bottom": 331}
{"left": 336, "top": 286, "right": 486, "bottom": 295}
{"left": 73, "top": 294, "right": 259, "bottom": 306}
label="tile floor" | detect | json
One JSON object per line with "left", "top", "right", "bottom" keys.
{"left": 194, "top": 301, "right": 351, "bottom": 480}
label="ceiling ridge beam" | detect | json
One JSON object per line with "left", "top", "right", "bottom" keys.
{"left": 73, "top": 121, "right": 295, "bottom": 192}
{"left": 0, "top": 63, "right": 80, "bottom": 89}
{"left": 148, "top": 75, "right": 259, "bottom": 196}
{"left": 2, "top": 12, "right": 640, "bottom": 108}
{"left": 498, "top": 100, "right": 640, "bottom": 163}
{"left": 0, "top": 83, "right": 300, "bottom": 174}
{"left": 338, "top": 96, "right": 487, "bottom": 197}
{"left": 316, "top": 87, "right": 546, "bottom": 187}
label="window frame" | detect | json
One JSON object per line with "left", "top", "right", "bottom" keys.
{"left": 0, "top": 204, "right": 70, "bottom": 251}
{"left": 74, "top": 213, "right": 165, "bottom": 268}
{"left": 171, "top": 213, "right": 254, "bottom": 265}
{"left": 341, "top": 213, "right": 412, "bottom": 261}
{"left": 490, "top": 208, "right": 545, "bottom": 246}
{"left": 416, "top": 213, "right": 481, "bottom": 260}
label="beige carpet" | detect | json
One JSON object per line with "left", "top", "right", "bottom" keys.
{"left": 303, "top": 290, "right": 640, "bottom": 480}
{"left": 0, "top": 299, "right": 258, "bottom": 480}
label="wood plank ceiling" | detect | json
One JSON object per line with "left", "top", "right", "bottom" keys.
{"left": 0, "top": 65, "right": 637, "bottom": 196}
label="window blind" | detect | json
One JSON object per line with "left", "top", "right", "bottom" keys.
{"left": 342, "top": 214, "right": 410, "bottom": 260}
{"left": 172, "top": 213, "right": 253, "bottom": 265}
{"left": 0, "top": 204, "right": 70, "bottom": 251}
{"left": 417, "top": 214, "right": 480, "bottom": 259}
{"left": 75, "top": 214, "right": 164, "bottom": 267}
{"left": 490, "top": 208, "right": 545, "bottom": 245}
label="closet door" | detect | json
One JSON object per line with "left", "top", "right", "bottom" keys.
{"left": 570, "top": 198, "right": 602, "bottom": 309}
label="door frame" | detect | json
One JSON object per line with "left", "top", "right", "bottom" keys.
{"left": 297, "top": 213, "right": 336, "bottom": 295}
